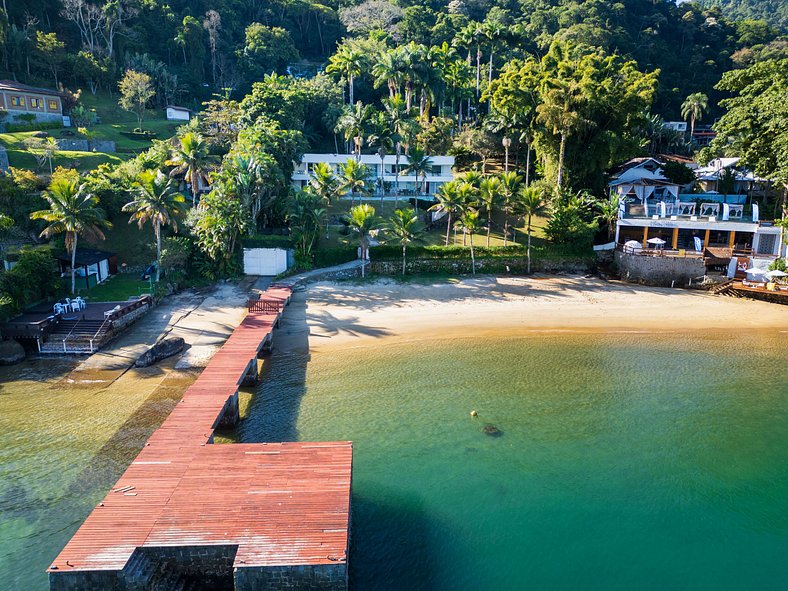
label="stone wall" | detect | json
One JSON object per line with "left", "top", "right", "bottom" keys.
{"left": 234, "top": 564, "right": 347, "bottom": 591}
{"left": 369, "top": 256, "right": 593, "bottom": 276}
{"left": 49, "top": 570, "right": 125, "bottom": 591}
{"left": 57, "top": 139, "right": 116, "bottom": 153}
{"left": 145, "top": 545, "right": 238, "bottom": 590}
{"left": 615, "top": 251, "right": 707, "bottom": 286}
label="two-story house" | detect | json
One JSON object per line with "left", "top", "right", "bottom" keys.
{"left": 0, "top": 80, "right": 64, "bottom": 124}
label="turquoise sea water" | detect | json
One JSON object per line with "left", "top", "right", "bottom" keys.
{"left": 237, "top": 331, "right": 788, "bottom": 590}
{"left": 0, "top": 330, "right": 786, "bottom": 590}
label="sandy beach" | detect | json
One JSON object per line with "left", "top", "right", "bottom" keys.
{"left": 280, "top": 276, "right": 788, "bottom": 351}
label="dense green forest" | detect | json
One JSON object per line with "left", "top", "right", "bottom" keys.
{"left": 696, "top": 0, "right": 788, "bottom": 31}
{"left": 2, "top": 0, "right": 785, "bottom": 117}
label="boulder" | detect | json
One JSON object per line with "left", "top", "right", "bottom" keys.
{"left": 482, "top": 424, "right": 503, "bottom": 437}
{"left": 0, "top": 339, "right": 25, "bottom": 365}
{"left": 135, "top": 337, "right": 185, "bottom": 367}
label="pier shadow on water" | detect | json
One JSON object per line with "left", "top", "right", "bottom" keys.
{"left": 233, "top": 291, "right": 391, "bottom": 443}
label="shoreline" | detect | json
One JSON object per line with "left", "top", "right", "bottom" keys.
{"left": 285, "top": 276, "right": 788, "bottom": 352}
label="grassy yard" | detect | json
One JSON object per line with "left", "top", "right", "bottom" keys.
{"left": 0, "top": 92, "right": 181, "bottom": 173}
{"left": 76, "top": 272, "right": 153, "bottom": 301}
{"left": 317, "top": 197, "right": 551, "bottom": 250}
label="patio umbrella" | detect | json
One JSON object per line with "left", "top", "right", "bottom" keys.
{"left": 765, "top": 269, "right": 788, "bottom": 279}
{"left": 623, "top": 240, "right": 642, "bottom": 251}
{"left": 646, "top": 237, "right": 666, "bottom": 245}
{"left": 745, "top": 268, "right": 768, "bottom": 279}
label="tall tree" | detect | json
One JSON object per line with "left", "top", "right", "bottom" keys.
{"left": 403, "top": 146, "right": 433, "bottom": 198}
{"left": 326, "top": 45, "right": 364, "bottom": 105}
{"left": 681, "top": 92, "right": 709, "bottom": 141}
{"left": 712, "top": 59, "right": 788, "bottom": 211}
{"left": 386, "top": 207, "right": 424, "bottom": 275}
{"left": 168, "top": 133, "right": 214, "bottom": 206}
{"left": 457, "top": 208, "right": 481, "bottom": 274}
{"left": 499, "top": 171, "right": 523, "bottom": 246}
{"left": 430, "top": 180, "right": 465, "bottom": 246}
{"left": 478, "top": 176, "right": 501, "bottom": 246}
{"left": 339, "top": 159, "right": 372, "bottom": 206}
{"left": 335, "top": 101, "right": 372, "bottom": 157}
{"left": 345, "top": 203, "right": 380, "bottom": 278}
{"left": 123, "top": 171, "right": 185, "bottom": 282}
{"left": 118, "top": 70, "right": 155, "bottom": 130}
{"left": 517, "top": 186, "right": 547, "bottom": 274}
{"left": 30, "top": 179, "right": 110, "bottom": 294}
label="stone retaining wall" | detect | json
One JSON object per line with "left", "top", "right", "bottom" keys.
{"left": 615, "top": 251, "right": 706, "bottom": 286}
{"left": 369, "top": 256, "right": 593, "bottom": 276}
{"left": 235, "top": 564, "right": 347, "bottom": 591}
{"left": 57, "top": 139, "right": 117, "bottom": 153}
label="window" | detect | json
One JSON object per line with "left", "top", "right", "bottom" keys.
{"left": 10, "top": 96, "right": 22, "bottom": 108}
{"left": 29, "top": 98, "right": 41, "bottom": 109}
{"left": 48, "top": 99, "right": 58, "bottom": 110}
{"left": 431, "top": 165, "right": 443, "bottom": 176}
{"left": 756, "top": 234, "right": 776, "bottom": 255}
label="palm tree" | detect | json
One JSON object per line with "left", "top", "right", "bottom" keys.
{"left": 372, "top": 49, "right": 405, "bottom": 98}
{"left": 499, "top": 171, "right": 523, "bottom": 245}
{"left": 335, "top": 101, "right": 372, "bottom": 157}
{"left": 288, "top": 189, "right": 326, "bottom": 262}
{"left": 345, "top": 203, "right": 380, "bottom": 278}
{"left": 457, "top": 208, "right": 481, "bottom": 274}
{"left": 368, "top": 113, "right": 395, "bottom": 202}
{"left": 403, "top": 146, "right": 433, "bottom": 209}
{"left": 517, "top": 186, "right": 547, "bottom": 274}
{"left": 537, "top": 78, "right": 584, "bottom": 189}
{"left": 309, "top": 162, "right": 342, "bottom": 204}
{"left": 386, "top": 208, "right": 424, "bottom": 275}
{"left": 430, "top": 181, "right": 465, "bottom": 246}
{"left": 326, "top": 45, "right": 364, "bottom": 105}
{"left": 456, "top": 181, "right": 479, "bottom": 245}
{"left": 123, "top": 170, "right": 186, "bottom": 282}
{"left": 478, "top": 176, "right": 502, "bottom": 246}
{"left": 339, "top": 159, "right": 372, "bottom": 206}
{"left": 596, "top": 194, "right": 620, "bottom": 241}
{"left": 681, "top": 92, "right": 708, "bottom": 142}
{"left": 30, "top": 178, "right": 110, "bottom": 294}
{"left": 168, "top": 132, "right": 213, "bottom": 206}
{"left": 382, "top": 94, "right": 415, "bottom": 204}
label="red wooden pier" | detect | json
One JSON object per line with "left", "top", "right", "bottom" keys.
{"left": 48, "top": 285, "right": 353, "bottom": 591}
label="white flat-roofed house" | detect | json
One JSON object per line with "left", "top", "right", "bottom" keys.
{"left": 664, "top": 121, "right": 687, "bottom": 133}
{"left": 0, "top": 80, "right": 64, "bottom": 124}
{"left": 166, "top": 105, "right": 192, "bottom": 121}
{"left": 293, "top": 153, "right": 455, "bottom": 198}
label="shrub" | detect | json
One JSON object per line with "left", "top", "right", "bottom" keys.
{"left": 0, "top": 247, "right": 61, "bottom": 320}
{"left": 313, "top": 246, "right": 357, "bottom": 267}
{"left": 241, "top": 234, "right": 294, "bottom": 249}
{"left": 6, "top": 121, "right": 63, "bottom": 133}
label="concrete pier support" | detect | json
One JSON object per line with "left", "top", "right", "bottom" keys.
{"left": 218, "top": 392, "right": 240, "bottom": 428}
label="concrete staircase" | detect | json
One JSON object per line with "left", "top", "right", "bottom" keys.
{"left": 39, "top": 318, "right": 110, "bottom": 354}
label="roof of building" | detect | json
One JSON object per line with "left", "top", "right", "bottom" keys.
{"left": 609, "top": 177, "right": 679, "bottom": 187}
{"left": 166, "top": 104, "right": 191, "bottom": 112}
{"left": 0, "top": 80, "right": 62, "bottom": 97}
{"left": 56, "top": 248, "right": 115, "bottom": 266}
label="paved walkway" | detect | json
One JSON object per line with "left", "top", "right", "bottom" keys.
{"left": 69, "top": 260, "right": 361, "bottom": 376}
{"left": 73, "top": 278, "right": 260, "bottom": 375}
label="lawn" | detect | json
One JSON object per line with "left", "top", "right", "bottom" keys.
{"left": 0, "top": 91, "right": 182, "bottom": 173}
{"left": 317, "top": 196, "right": 552, "bottom": 250}
{"left": 76, "top": 272, "right": 153, "bottom": 302}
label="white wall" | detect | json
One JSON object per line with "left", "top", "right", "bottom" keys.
{"left": 166, "top": 107, "right": 190, "bottom": 121}
{"left": 243, "top": 248, "right": 290, "bottom": 276}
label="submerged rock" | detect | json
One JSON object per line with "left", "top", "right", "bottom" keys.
{"left": 482, "top": 424, "right": 503, "bottom": 437}
{"left": 0, "top": 340, "right": 25, "bottom": 365}
{"left": 135, "top": 337, "right": 185, "bottom": 367}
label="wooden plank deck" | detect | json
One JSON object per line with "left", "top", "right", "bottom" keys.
{"left": 48, "top": 287, "right": 353, "bottom": 578}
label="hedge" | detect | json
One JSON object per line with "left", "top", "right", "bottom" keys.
{"left": 313, "top": 246, "right": 357, "bottom": 267}
{"left": 241, "top": 234, "right": 294, "bottom": 249}
{"left": 5, "top": 121, "right": 63, "bottom": 133}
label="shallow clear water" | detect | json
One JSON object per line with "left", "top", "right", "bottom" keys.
{"left": 237, "top": 331, "right": 788, "bottom": 590}
{"left": 0, "top": 359, "right": 194, "bottom": 590}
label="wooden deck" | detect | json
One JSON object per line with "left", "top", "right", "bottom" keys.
{"left": 48, "top": 285, "right": 353, "bottom": 583}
